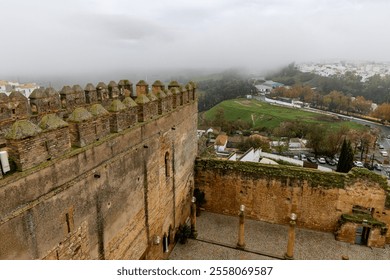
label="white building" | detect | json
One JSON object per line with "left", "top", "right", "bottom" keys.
{"left": 15, "top": 83, "right": 40, "bottom": 98}
{"left": 214, "top": 134, "right": 228, "bottom": 152}
{"left": 0, "top": 81, "right": 9, "bottom": 93}
{"left": 0, "top": 80, "right": 39, "bottom": 97}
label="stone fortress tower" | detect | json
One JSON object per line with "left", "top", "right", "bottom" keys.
{"left": 0, "top": 79, "right": 198, "bottom": 260}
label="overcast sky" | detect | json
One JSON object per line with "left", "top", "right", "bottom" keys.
{"left": 1, "top": 0, "right": 390, "bottom": 80}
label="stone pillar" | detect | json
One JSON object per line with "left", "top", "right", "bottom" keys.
{"left": 152, "top": 80, "right": 165, "bottom": 94}
{"left": 190, "top": 196, "right": 198, "bottom": 239}
{"left": 136, "top": 80, "right": 148, "bottom": 96}
{"left": 96, "top": 82, "right": 108, "bottom": 104}
{"left": 285, "top": 213, "right": 297, "bottom": 260}
{"left": 108, "top": 81, "right": 120, "bottom": 99}
{"left": 237, "top": 204, "right": 245, "bottom": 249}
{"left": 84, "top": 83, "right": 98, "bottom": 104}
{"left": 118, "top": 80, "right": 133, "bottom": 99}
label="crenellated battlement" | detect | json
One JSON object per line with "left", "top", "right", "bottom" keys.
{"left": 0, "top": 79, "right": 197, "bottom": 173}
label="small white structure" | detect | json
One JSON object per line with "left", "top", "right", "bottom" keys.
{"left": 0, "top": 151, "right": 10, "bottom": 174}
{"left": 239, "top": 148, "right": 261, "bottom": 162}
{"left": 255, "top": 84, "right": 273, "bottom": 93}
{"left": 259, "top": 158, "right": 278, "bottom": 165}
{"left": 0, "top": 81, "right": 8, "bottom": 93}
{"left": 15, "top": 83, "right": 39, "bottom": 98}
{"left": 197, "top": 130, "right": 206, "bottom": 139}
{"left": 228, "top": 152, "right": 237, "bottom": 161}
{"left": 214, "top": 134, "right": 228, "bottom": 152}
{"left": 0, "top": 80, "right": 39, "bottom": 97}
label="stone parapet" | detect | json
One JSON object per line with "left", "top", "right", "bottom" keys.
{"left": 0, "top": 80, "right": 197, "bottom": 173}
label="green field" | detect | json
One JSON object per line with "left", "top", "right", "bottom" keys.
{"left": 202, "top": 98, "right": 366, "bottom": 131}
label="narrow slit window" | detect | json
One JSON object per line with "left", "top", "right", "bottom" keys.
{"left": 65, "top": 213, "right": 71, "bottom": 233}
{"left": 165, "top": 152, "right": 170, "bottom": 177}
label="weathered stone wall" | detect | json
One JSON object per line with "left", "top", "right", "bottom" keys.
{"left": 336, "top": 222, "right": 387, "bottom": 247}
{"left": 195, "top": 159, "right": 389, "bottom": 234}
{"left": 0, "top": 101, "right": 197, "bottom": 260}
{"left": 44, "top": 127, "right": 71, "bottom": 159}
{"left": 6, "top": 136, "right": 49, "bottom": 171}
{"left": 335, "top": 223, "right": 356, "bottom": 244}
{"left": 125, "top": 107, "right": 138, "bottom": 128}
{"left": 368, "top": 228, "right": 387, "bottom": 247}
{"left": 109, "top": 111, "right": 128, "bottom": 133}
{"left": 182, "top": 89, "right": 189, "bottom": 105}
{"left": 42, "top": 221, "right": 90, "bottom": 260}
{"left": 92, "top": 116, "right": 110, "bottom": 141}
{"left": 375, "top": 209, "right": 390, "bottom": 242}
{"left": 68, "top": 122, "right": 96, "bottom": 147}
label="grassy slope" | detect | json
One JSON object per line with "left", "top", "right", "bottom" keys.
{"left": 203, "top": 98, "right": 366, "bottom": 131}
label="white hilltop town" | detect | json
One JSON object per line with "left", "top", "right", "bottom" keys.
{"left": 297, "top": 61, "right": 390, "bottom": 82}
{"left": 0, "top": 80, "right": 40, "bottom": 98}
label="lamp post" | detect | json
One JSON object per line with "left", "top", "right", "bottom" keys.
{"left": 190, "top": 196, "right": 198, "bottom": 238}
{"left": 237, "top": 204, "right": 246, "bottom": 249}
{"left": 284, "top": 212, "right": 297, "bottom": 260}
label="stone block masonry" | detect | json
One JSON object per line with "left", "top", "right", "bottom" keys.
{"left": 195, "top": 159, "right": 390, "bottom": 247}
{"left": 0, "top": 80, "right": 198, "bottom": 260}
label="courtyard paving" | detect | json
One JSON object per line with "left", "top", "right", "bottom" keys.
{"left": 169, "top": 211, "right": 390, "bottom": 260}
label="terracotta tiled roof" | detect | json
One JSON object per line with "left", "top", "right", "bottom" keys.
{"left": 215, "top": 134, "right": 228, "bottom": 146}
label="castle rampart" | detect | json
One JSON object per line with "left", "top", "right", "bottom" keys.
{"left": 0, "top": 80, "right": 198, "bottom": 260}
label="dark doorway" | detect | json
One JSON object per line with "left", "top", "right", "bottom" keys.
{"left": 355, "top": 226, "right": 370, "bottom": 245}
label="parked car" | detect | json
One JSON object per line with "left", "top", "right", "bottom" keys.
{"left": 325, "top": 157, "right": 336, "bottom": 166}
{"left": 374, "top": 163, "right": 382, "bottom": 171}
{"left": 379, "top": 144, "right": 384, "bottom": 149}
{"left": 363, "top": 162, "right": 374, "bottom": 170}
{"left": 308, "top": 156, "right": 316, "bottom": 163}
{"left": 380, "top": 150, "right": 388, "bottom": 157}
{"left": 354, "top": 161, "right": 364, "bottom": 167}
{"left": 317, "top": 157, "right": 326, "bottom": 164}
{"left": 385, "top": 168, "right": 390, "bottom": 178}
{"left": 300, "top": 154, "right": 307, "bottom": 161}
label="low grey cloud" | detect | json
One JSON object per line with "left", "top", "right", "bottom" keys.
{"left": 1, "top": 0, "right": 390, "bottom": 80}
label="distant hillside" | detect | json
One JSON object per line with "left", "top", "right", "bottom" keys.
{"left": 196, "top": 71, "right": 256, "bottom": 112}
{"left": 265, "top": 63, "right": 316, "bottom": 86}
{"left": 266, "top": 63, "right": 390, "bottom": 105}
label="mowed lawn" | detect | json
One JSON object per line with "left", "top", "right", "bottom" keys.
{"left": 203, "top": 99, "right": 366, "bottom": 131}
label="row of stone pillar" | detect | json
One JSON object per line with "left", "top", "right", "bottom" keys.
{"left": 189, "top": 201, "right": 298, "bottom": 260}
{"left": 4, "top": 85, "right": 196, "bottom": 172}
{"left": 0, "top": 80, "right": 196, "bottom": 121}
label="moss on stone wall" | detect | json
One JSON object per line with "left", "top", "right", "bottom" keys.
{"left": 344, "top": 168, "right": 390, "bottom": 210}
{"left": 196, "top": 159, "right": 389, "bottom": 192}
{"left": 39, "top": 114, "right": 68, "bottom": 131}
{"left": 5, "top": 120, "right": 42, "bottom": 139}
{"left": 68, "top": 108, "right": 93, "bottom": 123}
{"left": 340, "top": 213, "right": 386, "bottom": 228}
{"left": 347, "top": 167, "right": 388, "bottom": 189}
{"left": 195, "top": 158, "right": 346, "bottom": 189}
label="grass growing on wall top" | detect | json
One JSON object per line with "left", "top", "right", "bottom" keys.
{"left": 195, "top": 158, "right": 346, "bottom": 189}
{"left": 196, "top": 159, "right": 388, "bottom": 191}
